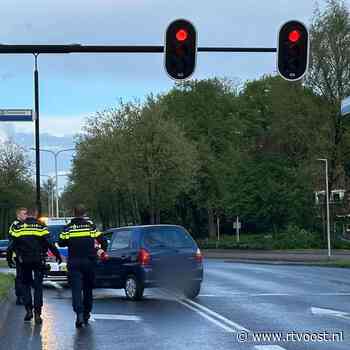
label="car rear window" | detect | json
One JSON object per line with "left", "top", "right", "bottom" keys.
{"left": 111, "top": 230, "right": 133, "bottom": 250}
{"left": 143, "top": 227, "right": 195, "bottom": 249}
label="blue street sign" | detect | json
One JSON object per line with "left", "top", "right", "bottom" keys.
{"left": 0, "top": 109, "right": 33, "bottom": 122}
{"left": 341, "top": 97, "right": 350, "bottom": 117}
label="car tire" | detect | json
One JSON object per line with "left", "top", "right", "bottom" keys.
{"left": 124, "top": 275, "right": 144, "bottom": 301}
{"left": 184, "top": 282, "right": 201, "bottom": 299}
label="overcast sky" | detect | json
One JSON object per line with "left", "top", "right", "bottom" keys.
{"left": 0, "top": 0, "right": 349, "bottom": 141}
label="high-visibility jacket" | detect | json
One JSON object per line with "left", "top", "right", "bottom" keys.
{"left": 58, "top": 217, "right": 107, "bottom": 260}
{"left": 7, "top": 217, "right": 60, "bottom": 264}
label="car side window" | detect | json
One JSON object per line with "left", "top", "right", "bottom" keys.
{"left": 110, "top": 230, "right": 132, "bottom": 250}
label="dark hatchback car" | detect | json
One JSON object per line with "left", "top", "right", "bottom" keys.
{"left": 95, "top": 225, "right": 203, "bottom": 300}
{"left": 0, "top": 239, "right": 9, "bottom": 258}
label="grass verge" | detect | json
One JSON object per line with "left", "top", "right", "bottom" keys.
{"left": 0, "top": 273, "right": 14, "bottom": 301}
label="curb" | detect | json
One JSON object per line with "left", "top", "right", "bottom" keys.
{"left": 204, "top": 257, "right": 350, "bottom": 268}
{"left": 0, "top": 288, "right": 14, "bottom": 332}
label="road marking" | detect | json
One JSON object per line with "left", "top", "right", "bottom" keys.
{"left": 200, "top": 292, "right": 350, "bottom": 298}
{"left": 158, "top": 289, "right": 248, "bottom": 333}
{"left": 183, "top": 297, "right": 250, "bottom": 332}
{"left": 44, "top": 281, "right": 63, "bottom": 290}
{"left": 254, "top": 346, "right": 286, "bottom": 350}
{"left": 311, "top": 307, "right": 350, "bottom": 319}
{"left": 176, "top": 299, "right": 237, "bottom": 333}
{"left": 92, "top": 314, "right": 142, "bottom": 321}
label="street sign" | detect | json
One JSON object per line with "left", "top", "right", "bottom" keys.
{"left": 341, "top": 97, "right": 350, "bottom": 117}
{"left": 0, "top": 109, "right": 34, "bottom": 122}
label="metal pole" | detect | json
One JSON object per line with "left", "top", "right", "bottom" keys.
{"left": 34, "top": 54, "right": 41, "bottom": 216}
{"left": 55, "top": 154, "right": 59, "bottom": 217}
{"left": 325, "top": 160, "right": 331, "bottom": 258}
{"left": 217, "top": 216, "right": 220, "bottom": 241}
{"left": 51, "top": 180, "right": 54, "bottom": 218}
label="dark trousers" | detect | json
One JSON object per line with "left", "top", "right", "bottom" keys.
{"left": 68, "top": 259, "right": 96, "bottom": 314}
{"left": 15, "top": 263, "right": 24, "bottom": 298}
{"left": 21, "top": 262, "right": 44, "bottom": 311}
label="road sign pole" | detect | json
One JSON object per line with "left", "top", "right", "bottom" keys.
{"left": 34, "top": 54, "right": 41, "bottom": 216}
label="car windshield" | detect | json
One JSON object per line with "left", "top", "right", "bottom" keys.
{"left": 143, "top": 227, "right": 195, "bottom": 249}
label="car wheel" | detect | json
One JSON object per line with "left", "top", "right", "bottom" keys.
{"left": 184, "top": 282, "right": 201, "bottom": 299}
{"left": 124, "top": 275, "right": 144, "bottom": 301}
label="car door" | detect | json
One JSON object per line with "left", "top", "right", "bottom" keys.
{"left": 96, "top": 229, "right": 133, "bottom": 287}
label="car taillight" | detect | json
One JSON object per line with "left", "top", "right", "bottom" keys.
{"left": 195, "top": 248, "right": 203, "bottom": 263}
{"left": 138, "top": 248, "right": 150, "bottom": 266}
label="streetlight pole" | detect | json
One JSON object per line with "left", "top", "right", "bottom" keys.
{"left": 30, "top": 147, "right": 74, "bottom": 217}
{"left": 33, "top": 54, "right": 41, "bottom": 215}
{"left": 318, "top": 158, "right": 331, "bottom": 258}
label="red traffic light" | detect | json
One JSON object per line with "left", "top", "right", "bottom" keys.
{"left": 176, "top": 29, "right": 188, "bottom": 42}
{"left": 288, "top": 30, "right": 301, "bottom": 43}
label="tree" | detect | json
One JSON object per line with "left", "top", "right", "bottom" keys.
{"left": 306, "top": 0, "right": 350, "bottom": 192}
{"left": 162, "top": 78, "right": 240, "bottom": 237}
{"left": 64, "top": 97, "right": 198, "bottom": 227}
{"left": 0, "top": 141, "right": 34, "bottom": 238}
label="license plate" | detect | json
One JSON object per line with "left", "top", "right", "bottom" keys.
{"left": 50, "top": 263, "right": 59, "bottom": 272}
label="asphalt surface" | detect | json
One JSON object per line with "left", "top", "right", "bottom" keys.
{"left": 1, "top": 260, "right": 350, "bottom": 350}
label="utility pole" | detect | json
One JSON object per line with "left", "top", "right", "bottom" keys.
{"left": 318, "top": 158, "right": 331, "bottom": 258}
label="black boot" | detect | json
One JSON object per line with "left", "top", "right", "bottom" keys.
{"left": 75, "top": 313, "right": 84, "bottom": 328}
{"left": 34, "top": 309, "right": 42, "bottom": 324}
{"left": 24, "top": 307, "right": 33, "bottom": 321}
{"left": 83, "top": 312, "right": 91, "bottom": 325}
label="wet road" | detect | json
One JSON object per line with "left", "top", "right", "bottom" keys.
{"left": 1, "top": 260, "right": 350, "bottom": 350}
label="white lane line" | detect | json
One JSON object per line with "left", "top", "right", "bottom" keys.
{"left": 311, "top": 307, "right": 350, "bottom": 319}
{"left": 200, "top": 292, "right": 350, "bottom": 298}
{"left": 183, "top": 297, "right": 250, "bottom": 332}
{"left": 176, "top": 299, "right": 237, "bottom": 333}
{"left": 254, "top": 346, "right": 286, "bottom": 350}
{"left": 158, "top": 289, "right": 247, "bottom": 333}
{"left": 92, "top": 314, "right": 142, "bottom": 321}
{"left": 44, "top": 281, "right": 63, "bottom": 290}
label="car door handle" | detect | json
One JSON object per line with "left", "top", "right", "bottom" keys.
{"left": 121, "top": 255, "right": 128, "bottom": 259}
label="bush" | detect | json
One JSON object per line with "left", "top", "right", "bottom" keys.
{"left": 197, "top": 225, "right": 332, "bottom": 250}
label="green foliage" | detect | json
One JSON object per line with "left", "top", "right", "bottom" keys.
{"left": 0, "top": 142, "right": 34, "bottom": 238}
{"left": 197, "top": 226, "right": 325, "bottom": 250}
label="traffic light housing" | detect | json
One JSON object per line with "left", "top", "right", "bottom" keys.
{"left": 277, "top": 20, "right": 309, "bottom": 81}
{"left": 165, "top": 19, "right": 197, "bottom": 80}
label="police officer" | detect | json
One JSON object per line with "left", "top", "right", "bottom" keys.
{"left": 7, "top": 207, "right": 62, "bottom": 324}
{"left": 8, "top": 207, "right": 28, "bottom": 305}
{"left": 59, "top": 204, "right": 107, "bottom": 328}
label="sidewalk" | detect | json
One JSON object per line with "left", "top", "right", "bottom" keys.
{"left": 202, "top": 249, "right": 350, "bottom": 263}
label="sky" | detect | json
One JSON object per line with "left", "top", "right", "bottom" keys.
{"left": 0, "top": 0, "right": 349, "bottom": 184}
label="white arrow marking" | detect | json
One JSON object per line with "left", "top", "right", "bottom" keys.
{"left": 311, "top": 307, "right": 350, "bottom": 319}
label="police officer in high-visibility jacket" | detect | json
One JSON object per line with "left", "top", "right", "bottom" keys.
{"left": 7, "top": 207, "right": 62, "bottom": 324}
{"left": 8, "top": 207, "right": 28, "bottom": 305}
{"left": 59, "top": 204, "right": 107, "bottom": 328}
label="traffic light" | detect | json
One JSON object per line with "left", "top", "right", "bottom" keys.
{"left": 277, "top": 20, "right": 309, "bottom": 81}
{"left": 165, "top": 19, "right": 197, "bottom": 80}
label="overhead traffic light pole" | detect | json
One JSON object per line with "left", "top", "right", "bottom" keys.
{"left": 0, "top": 44, "right": 276, "bottom": 54}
